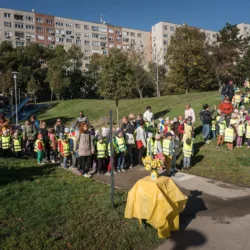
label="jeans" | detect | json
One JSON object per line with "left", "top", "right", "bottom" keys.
{"left": 79, "top": 155, "right": 92, "bottom": 174}
{"left": 62, "top": 156, "right": 68, "bottom": 168}
{"left": 117, "top": 152, "right": 125, "bottom": 170}
{"left": 202, "top": 124, "right": 211, "bottom": 142}
{"left": 211, "top": 130, "right": 216, "bottom": 139}
{"left": 183, "top": 157, "right": 191, "bottom": 169}
{"left": 70, "top": 153, "right": 77, "bottom": 168}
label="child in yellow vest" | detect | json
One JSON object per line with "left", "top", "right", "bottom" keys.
{"left": 35, "top": 134, "right": 45, "bottom": 165}
{"left": 12, "top": 131, "right": 22, "bottom": 158}
{"left": 236, "top": 121, "right": 245, "bottom": 147}
{"left": 245, "top": 120, "right": 250, "bottom": 148}
{"left": 58, "top": 133, "right": 70, "bottom": 168}
{"left": 224, "top": 125, "right": 235, "bottom": 151}
{"left": 183, "top": 138, "right": 193, "bottom": 170}
{"left": 211, "top": 119, "right": 216, "bottom": 139}
{"left": 233, "top": 91, "right": 242, "bottom": 108}
{"left": 216, "top": 116, "right": 226, "bottom": 147}
{"left": 146, "top": 133, "right": 154, "bottom": 158}
{"left": 163, "top": 133, "right": 173, "bottom": 175}
{"left": 183, "top": 117, "right": 193, "bottom": 143}
{"left": 96, "top": 136, "right": 107, "bottom": 175}
{"left": 1, "top": 129, "right": 11, "bottom": 158}
{"left": 115, "top": 129, "right": 127, "bottom": 173}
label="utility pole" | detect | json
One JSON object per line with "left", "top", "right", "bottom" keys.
{"left": 12, "top": 72, "right": 18, "bottom": 125}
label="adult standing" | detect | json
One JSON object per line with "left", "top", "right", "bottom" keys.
{"left": 227, "top": 80, "right": 235, "bottom": 101}
{"left": 135, "top": 120, "right": 146, "bottom": 168}
{"left": 184, "top": 105, "right": 196, "bottom": 124}
{"left": 244, "top": 78, "right": 250, "bottom": 92}
{"left": 74, "top": 122, "right": 94, "bottom": 178}
{"left": 143, "top": 106, "right": 154, "bottom": 123}
{"left": 23, "top": 119, "right": 37, "bottom": 153}
{"left": 0, "top": 114, "right": 12, "bottom": 132}
{"left": 54, "top": 118, "right": 65, "bottom": 138}
{"left": 76, "top": 111, "right": 89, "bottom": 126}
{"left": 121, "top": 116, "right": 135, "bottom": 168}
{"left": 30, "top": 115, "right": 40, "bottom": 131}
{"left": 39, "top": 121, "right": 50, "bottom": 161}
{"left": 221, "top": 83, "right": 228, "bottom": 102}
{"left": 199, "top": 104, "right": 215, "bottom": 144}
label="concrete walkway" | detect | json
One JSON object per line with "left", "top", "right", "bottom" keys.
{"left": 93, "top": 167, "right": 250, "bottom": 250}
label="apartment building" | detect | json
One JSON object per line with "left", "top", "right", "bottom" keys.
{"left": 237, "top": 23, "right": 250, "bottom": 38}
{"left": 151, "top": 21, "right": 217, "bottom": 64}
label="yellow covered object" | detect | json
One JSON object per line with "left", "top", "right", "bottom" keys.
{"left": 125, "top": 176, "right": 188, "bottom": 238}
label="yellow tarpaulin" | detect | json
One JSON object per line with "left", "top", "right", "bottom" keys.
{"left": 125, "top": 176, "right": 188, "bottom": 238}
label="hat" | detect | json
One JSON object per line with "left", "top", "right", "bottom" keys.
{"left": 59, "top": 133, "right": 64, "bottom": 139}
{"left": 165, "top": 132, "right": 173, "bottom": 137}
{"left": 65, "top": 128, "right": 70, "bottom": 133}
{"left": 38, "top": 134, "right": 43, "bottom": 139}
{"left": 115, "top": 129, "right": 122, "bottom": 136}
{"left": 165, "top": 117, "right": 169, "bottom": 121}
{"left": 148, "top": 132, "right": 153, "bottom": 138}
{"left": 155, "top": 134, "right": 161, "bottom": 140}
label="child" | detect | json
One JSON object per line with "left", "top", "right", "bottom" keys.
{"left": 183, "top": 138, "right": 193, "bottom": 170}
{"left": 49, "top": 128, "right": 57, "bottom": 163}
{"left": 163, "top": 132, "right": 174, "bottom": 175}
{"left": 58, "top": 134, "right": 70, "bottom": 168}
{"left": 1, "top": 129, "right": 11, "bottom": 158}
{"left": 236, "top": 121, "right": 245, "bottom": 147}
{"left": 233, "top": 91, "right": 242, "bottom": 108}
{"left": 183, "top": 116, "right": 193, "bottom": 143}
{"left": 12, "top": 131, "right": 22, "bottom": 158}
{"left": 158, "top": 118, "right": 164, "bottom": 133}
{"left": 68, "top": 127, "right": 77, "bottom": 168}
{"left": 216, "top": 116, "right": 226, "bottom": 147}
{"left": 178, "top": 116, "right": 184, "bottom": 142}
{"left": 240, "top": 106, "right": 245, "bottom": 118}
{"left": 244, "top": 95, "right": 249, "bottom": 104}
{"left": 211, "top": 118, "right": 216, "bottom": 139}
{"left": 64, "top": 127, "right": 70, "bottom": 139}
{"left": 96, "top": 136, "right": 107, "bottom": 175}
{"left": 115, "top": 129, "right": 127, "bottom": 172}
{"left": 164, "top": 117, "right": 171, "bottom": 134}
{"left": 146, "top": 132, "right": 154, "bottom": 158}
{"left": 35, "top": 134, "right": 45, "bottom": 165}
{"left": 245, "top": 120, "right": 250, "bottom": 148}
{"left": 224, "top": 125, "right": 235, "bottom": 151}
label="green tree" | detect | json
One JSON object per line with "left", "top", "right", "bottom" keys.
{"left": 27, "top": 76, "right": 41, "bottom": 103}
{"left": 98, "top": 48, "right": 133, "bottom": 126}
{"left": 0, "top": 71, "right": 13, "bottom": 96}
{"left": 165, "top": 25, "right": 217, "bottom": 94}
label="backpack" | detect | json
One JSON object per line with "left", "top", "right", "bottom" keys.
{"left": 199, "top": 111, "right": 204, "bottom": 122}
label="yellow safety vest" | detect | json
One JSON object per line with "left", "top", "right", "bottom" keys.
{"left": 211, "top": 121, "right": 216, "bottom": 131}
{"left": 153, "top": 140, "right": 161, "bottom": 155}
{"left": 62, "top": 141, "right": 70, "bottom": 156}
{"left": 246, "top": 125, "right": 250, "bottom": 139}
{"left": 229, "top": 119, "right": 237, "bottom": 125}
{"left": 2, "top": 136, "right": 10, "bottom": 149}
{"left": 244, "top": 97, "right": 249, "bottom": 104}
{"left": 224, "top": 128, "right": 234, "bottom": 143}
{"left": 116, "top": 137, "right": 126, "bottom": 152}
{"left": 146, "top": 138, "right": 154, "bottom": 156}
{"left": 218, "top": 122, "right": 226, "bottom": 135}
{"left": 237, "top": 124, "right": 244, "bottom": 137}
{"left": 183, "top": 142, "right": 193, "bottom": 158}
{"left": 13, "top": 138, "right": 21, "bottom": 152}
{"left": 97, "top": 142, "right": 106, "bottom": 158}
{"left": 235, "top": 95, "right": 241, "bottom": 103}
{"left": 108, "top": 141, "right": 119, "bottom": 156}
{"left": 34, "top": 139, "right": 44, "bottom": 152}
{"left": 163, "top": 139, "right": 171, "bottom": 156}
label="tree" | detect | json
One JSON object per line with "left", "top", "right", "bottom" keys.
{"left": 165, "top": 25, "right": 217, "bottom": 94}
{"left": 0, "top": 72, "right": 13, "bottom": 96}
{"left": 27, "top": 76, "right": 41, "bottom": 103}
{"left": 98, "top": 48, "right": 133, "bottom": 126}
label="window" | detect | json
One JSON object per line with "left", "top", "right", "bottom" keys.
{"left": 84, "top": 40, "right": 90, "bottom": 45}
{"left": 75, "top": 32, "right": 81, "bottom": 37}
{"left": 48, "top": 44, "right": 54, "bottom": 49}
{"left": 85, "top": 63, "right": 90, "bottom": 68}
{"left": 5, "top": 32, "right": 12, "bottom": 38}
{"left": 76, "top": 39, "right": 82, "bottom": 45}
{"left": 36, "top": 17, "right": 43, "bottom": 23}
{"left": 137, "top": 33, "right": 142, "bottom": 38}
{"left": 16, "top": 41, "right": 24, "bottom": 47}
{"left": 163, "top": 25, "right": 168, "bottom": 30}
{"left": 4, "top": 22, "right": 12, "bottom": 27}
{"left": 109, "top": 29, "right": 114, "bottom": 33}
{"left": 25, "top": 16, "right": 33, "bottom": 21}
{"left": 116, "top": 30, "right": 121, "bottom": 35}
{"left": 47, "top": 19, "right": 53, "bottom": 24}
{"left": 163, "top": 34, "right": 168, "bottom": 38}
{"left": 92, "top": 33, "right": 99, "bottom": 39}
{"left": 84, "top": 25, "right": 89, "bottom": 30}
{"left": 37, "top": 26, "right": 45, "bottom": 32}
{"left": 66, "top": 38, "right": 72, "bottom": 43}
{"left": 75, "top": 23, "right": 81, "bottom": 29}
{"left": 244, "top": 27, "right": 248, "bottom": 32}
{"left": 116, "top": 37, "right": 121, "bottom": 42}
{"left": 164, "top": 40, "right": 168, "bottom": 45}
{"left": 130, "top": 32, "right": 135, "bottom": 37}
{"left": 47, "top": 36, "right": 53, "bottom": 41}
{"left": 85, "top": 49, "right": 90, "bottom": 53}
{"left": 84, "top": 56, "right": 91, "bottom": 60}
{"left": 92, "top": 41, "right": 100, "bottom": 47}
{"left": 123, "top": 31, "right": 129, "bottom": 36}
{"left": 84, "top": 33, "right": 90, "bottom": 38}
{"left": 56, "top": 21, "right": 64, "bottom": 26}
{"left": 4, "top": 13, "right": 11, "bottom": 18}
{"left": 47, "top": 28, "right": 54, "bottom": 33}
{"left": 26, "top": 25, "right": 34, "bottom": 30}
{"left": 56, "top": 29, "right": 64, "bottom": 34}
{"left": 99, "top": 27, "right": 107, "bottom": 32}
{"left": 170, "top": 26, "right": 175, "bottom": 31}
{"left": 102, "top": 51, "right": 108, "bottom": 55}
{"left": 66, "top": 30, "right": 72, "bottom": 35}
{"left": 100, "top": 42, "right": 107, "bottom": 48}
{"left": 92, "top": 26, "right": 99, "bottom": 31}
{"left": 65, "top": 23, "right": 73, "bottom": 27}
{"left": 14, "top": 14, "right": 23, "bottom": 20}
{"left": 100, "top": 35, "right": 107, "bottom": 40}
{"left": 123, "top": 37, "right": 129, "bottom": 43}
{"left": 131, "top": 39, "right": 135, "bottom": 44}
{"left": 109, "top": 37, "right": 114, "bottom": 41}
{"left": 38, "top": 35, "right": 44, "bottom": 40}
{"left": 56, "top": 37, "right": 64, "bottom": 42}
{"left": 15, "top": 23, "right": 24, "bottom": 29}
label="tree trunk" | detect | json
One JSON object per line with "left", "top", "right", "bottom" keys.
{"left": 136, "top": 86, "right": 143, "bottom": 99}
{"left": 116, "top": 100, "right": 120, "bottom": 128}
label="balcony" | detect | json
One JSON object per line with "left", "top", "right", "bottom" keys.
{"left": 14, "top": 14, "right": 23, "bottom": 21}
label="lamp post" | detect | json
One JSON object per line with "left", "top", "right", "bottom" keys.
{"left": 10, "top": 89, "right": 13, "bottom": 119}
{"left": 12, "top": 72, "right": 18, "bottom": 125}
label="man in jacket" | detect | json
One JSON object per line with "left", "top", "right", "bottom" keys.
{"left": 23, "top": 120, "right": 37, "bottom": 153}
{"left": 227, "top": 81, "right": 235, "bottom": 101}
{"left": 221, "top": 83, "right": 228, "bottom": 102}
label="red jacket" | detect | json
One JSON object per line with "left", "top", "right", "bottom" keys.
{"left": 219, "top": 102, "right": 233, "bottom": 115}
{"left": 178, "top": 123, "right": 184, "bottom": 134}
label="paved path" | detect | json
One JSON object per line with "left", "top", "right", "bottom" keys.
{"left": 94, "top": 167, "right": 250, "bottom": 250}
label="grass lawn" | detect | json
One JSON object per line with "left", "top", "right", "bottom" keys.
{"left": 37, "top": 91, "right": 250, "bottom": 187}
{"left": 0, "top": 158, "right": 162, "bottom": 250}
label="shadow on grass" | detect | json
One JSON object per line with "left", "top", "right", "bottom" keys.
{"left": 194, "top": 125, "right": 203, "bottom": 136}
{"left": 154, "top": 109, "right": 170, "bottom": 119}
{"left": 41, "top": 116, "right": 76, "bottom": 128}
{"left": 0, "top": 164, "right": 56, "bottom": 187}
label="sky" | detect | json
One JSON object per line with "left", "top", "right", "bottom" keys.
{"left": 2, "top": 0, "right": 250, "bottom": 32}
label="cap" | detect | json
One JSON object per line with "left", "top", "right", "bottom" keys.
{"left": 115, "top": 129, "right": 122, "bottom": 136}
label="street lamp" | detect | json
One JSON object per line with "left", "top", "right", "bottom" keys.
{"left": 9, "top": 89, "right": 13, "bottom": 119}
{"left": 12, "top": 71, "right": 18, "bottom": 125}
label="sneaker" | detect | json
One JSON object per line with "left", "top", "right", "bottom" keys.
{"left": 117, "top": 169, "right": 121, "bottom": 173}
{"left": 89, "top": 169, "right": 97, "bottom": 175}
{"left": 83, "top": 173, "right": 91, "bottom": 178}
{"left": 206, "top": 141, "right": 210, "bottom": 144}
{"left": 87, "top": 173, "right": 92, "bottom": 177}
{"left": 41, "top": 162, "right": 46, "bottom": 165}
{"left": 121, "top": 169, "right": 127, "bottom": 173}
{"left": 51, "top": 160, "right": 56, "bottom": 163}
{"left": 129, "top": 165, "right": 134, "bottom": 169}
{"left": 105, "top": 172, "right": 111, "bottom": 176}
